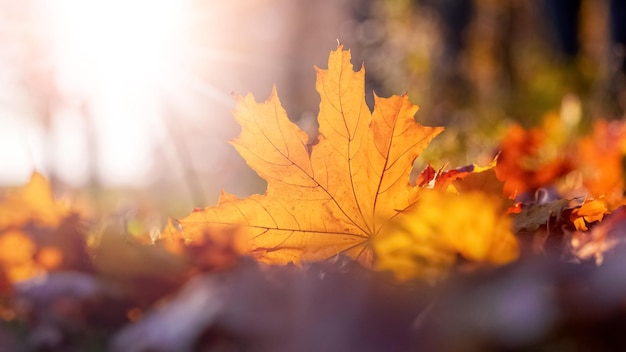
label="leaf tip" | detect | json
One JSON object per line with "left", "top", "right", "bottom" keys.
{"left": 270, "top": 85, "right": 279, "bottom": 99}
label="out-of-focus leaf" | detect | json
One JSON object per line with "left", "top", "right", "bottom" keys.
{"left": 569, "top": 198, "right": 610, "bottom": 231}
{"left": 93, "top": 231, "right": 188, "bottom": 306}
{"left": 576, "top": 120, "right": 626, "bottom": 206}
{"left": 512, "top": 198, "right": 572, "bottom": 233}
{"left": 495, "top": 124, "right": 572, "bottom": 198}
{"left": 568, "top": 206, "right": 626, "bottom": 265}
{"left": 0, "top": 172, "right": 69, "bottom": 229}
{"left": 452, "top": 165, "right": 504, "bottom": 196}
{"left": 12, "top": 272, "right": 128, "bottom": 351}
{"left": 416, "top": 160, "right": 498, "bottom": 194}
{"left": 0, "top": 173, "right": 91, "bottom": 287}
{"left": 0, "top": 216, "right": 91, "bottom": 286}
{"left": 375, "top": 191, "right": 518, "bottom": 282}
{"left": 160, "top": 219, "right": 241, "bottom": 274}
{"left": 0, "top": 230, "right": 39, "bottom": 283}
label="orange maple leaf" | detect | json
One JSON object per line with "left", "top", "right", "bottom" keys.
{"left": 175, "top": 46, "right": 443, "bottom": 266}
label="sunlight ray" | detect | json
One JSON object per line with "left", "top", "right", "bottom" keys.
{"left": 171, "top": 68, "right": 235, "bottom": 108}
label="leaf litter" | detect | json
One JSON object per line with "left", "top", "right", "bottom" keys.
{"left": 2, "top": 46, "right": 626, "bottom": 351}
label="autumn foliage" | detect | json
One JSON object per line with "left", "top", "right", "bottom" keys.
{"left": 3, "top": 46, "right": 626, "bottom": 350}
{"left": 173, "top": 47, "right": 446, "bottom": 267}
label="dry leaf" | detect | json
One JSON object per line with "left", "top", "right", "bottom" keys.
{"left": 374, "top": 191, "right": 518, "bottom": 282}
{"left": 0, "top": 172, "right": 69, "bottom": 229}
{"left": 176, "top": 46, "right": 443, "bottom": 266}
{"left": 0, "top": 173, "right": 87, "bottom": 285}
{"left": 0, "top": 230, "right": 39, "bottom": 283}
{"left": 452, "top": 166, "right": 508, "bottom": 200}
{"left": 569, "top": 198, "right": 610, "bottom": 231}
{"left": 576, "top": 120, "right": 626, "bottom": 205}
{"left": 568, "top": 206, "right": 626, "bottom": 265}
{"left": 93, "top": 231, "right": 188, "bottom": 306}
{"left": 511, "top": 198, "right": 571, "bottom": 233}
{"left": 416, "top": 160, "right": 506, "bottom": 199}
{"left": 160, "top": 219, "right": 242, "bottom": 274}
{"left": 495, "top": 124, "right": 572, "bottom": 198}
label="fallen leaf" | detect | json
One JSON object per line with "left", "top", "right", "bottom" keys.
{"left": 12, "top": 272, "right": 128, "bottom": 351}
{"left": 416, "top": 161, "right": 494, "bottom": 192}
{"left": 176, "top": 46, "right": 443, "bottom": 266}
{"left": 576, "top": 120, "right": 626, "bottom": 205}
{"left": 452, "top": 167, "right": 510, "bottom": 202}
{"left": 495, "top": 124, "right": 572, "bottom": 198}
{"left": 0, "top": 230, "right": 39, "bottom": 283}
{"left": 0, "top": 172, "right": 69, "bottom": 229}
{"left": 374, "top": 191, "right": 518, "bottom": 282}
{"left": 416, "top": 160, "right": 508, "bottom": 201}
{"left": 568, "top": 206, "right": 626, "bottom": 265}
{"left": 93, "top": 231, "right": 188, "bottom": 306}
{"left": 0, "top": 174, "right": 89, "bottom": 286}
{"left": 160, "top": 219, "right": 242, "bottom": 274}
{"left": 511, "top": 198, "right": 572, "bottom": 233}
{"left": 0, "top": 216, "right": 92, "bottom": 286}
{"left": 569, "top": 198, "right": 610, "bottom": 231}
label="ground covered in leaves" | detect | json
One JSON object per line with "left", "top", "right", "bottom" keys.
{"left": 3, "top": 47, "right": 626, "bottom": 351}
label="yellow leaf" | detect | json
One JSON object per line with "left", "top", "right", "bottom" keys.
{"left": 177, "top": 46, "right": 443, "bottom": 266}
{"left": 0, "top": 230, "right": 40, "bottom": 282}
{"left": 374, "top": 191, "right": 519, "bottom": 282}
{"left": 0, "top": 173, "right": 86, "bottom": 285}
{"left": 0, "top": 172, "right": 68, "bottom": 229}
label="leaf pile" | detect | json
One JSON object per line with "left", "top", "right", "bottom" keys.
{"left": 2, "top": 46, "right": 626, "bottom": 351}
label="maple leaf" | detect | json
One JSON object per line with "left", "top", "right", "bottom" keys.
{"left": 176, "top": 46, "right": 443, "bottom": 266}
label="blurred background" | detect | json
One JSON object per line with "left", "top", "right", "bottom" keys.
{"left": 1, "top": 0, "right": 624, "bottom": 221}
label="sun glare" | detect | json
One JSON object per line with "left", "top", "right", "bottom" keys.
{"left": 45, "top": 0, "right": 189, "bottom": 97}
{"left": 35, "top": 0, "right": 193, "bottom": 186}
{"left": 0, "top": 0, "right": 287, "bottom": 196}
